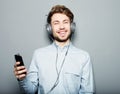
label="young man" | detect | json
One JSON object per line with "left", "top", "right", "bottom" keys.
{"left": 14, "top": 5, "right": 94, "bottom": 94}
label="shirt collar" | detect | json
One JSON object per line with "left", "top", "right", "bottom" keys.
{"left": 52, "top": 41, "right": 72, "bottom": 49}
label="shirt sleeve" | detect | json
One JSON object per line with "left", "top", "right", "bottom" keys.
{"left": 18, "top": 51, "right": 39, "bottom": 94}
{"left": 79, "top": 54, "right": 95, "bottom": 94}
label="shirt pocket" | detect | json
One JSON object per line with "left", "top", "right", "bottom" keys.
{"left": 63, "top": 71, "right": 81, "bottom": 94}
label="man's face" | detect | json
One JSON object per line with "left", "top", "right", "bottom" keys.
{"left": 51, "top": 13, "right": 71, "bottom": 42}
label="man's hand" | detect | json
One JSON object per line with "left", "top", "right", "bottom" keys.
{"left": 14, "top": 62, "right": 27, "bottom": 80}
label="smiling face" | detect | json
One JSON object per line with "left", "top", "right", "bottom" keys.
{"left": 51, "top": 13, "right": 71, "bottom": 42}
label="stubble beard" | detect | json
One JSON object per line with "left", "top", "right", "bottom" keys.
{"left": 53, "top": 32, "right": 72, "bottom": 42}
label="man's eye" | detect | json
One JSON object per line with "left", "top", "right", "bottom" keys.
{"left": 64, "top": 21, "right": 69, "bottom": 24}
{"left": 54, "top": 22, "right": 59, "bottom": 25}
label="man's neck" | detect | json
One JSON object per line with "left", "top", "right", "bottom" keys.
{"left": 55, "top": 39, "right": 70, "bottom": 48}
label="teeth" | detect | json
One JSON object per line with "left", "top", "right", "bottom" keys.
{"left": 61, "top": 32, "right": 65, "bottom": 34}
{"left": 59, "top": 32, "right": 65, "bottom": 36}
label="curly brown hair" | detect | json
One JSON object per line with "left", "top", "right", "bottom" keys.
{"left": 47, "top": 5, "right": 74, "bottom": 24}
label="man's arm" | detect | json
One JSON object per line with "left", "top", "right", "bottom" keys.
{"left": 14, "top": 52, "right": 39, "bottom": 94}
{"left": 79, "top": 54, "right": 94, "bottom": 94}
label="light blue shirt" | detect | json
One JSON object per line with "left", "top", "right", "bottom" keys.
{"left": 18, "top": 42, "right": 94, "bottom": 94}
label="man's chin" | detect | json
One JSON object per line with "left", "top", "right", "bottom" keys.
{"left": 53, "top": 34, "right": 71, "bottom": 42}
{"left": 55, "top": 37, "right": 69, "bottom": 42}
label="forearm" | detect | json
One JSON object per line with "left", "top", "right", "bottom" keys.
{"left": 18, "top": 77, "right": 38, "bottom": 94}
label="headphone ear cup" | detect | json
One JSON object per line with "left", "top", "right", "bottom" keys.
{"left": 46, "top": 23, "right": 52, "bottom": 36}
{"left": 71, "top": 22, "right": 76, "bottom": 33}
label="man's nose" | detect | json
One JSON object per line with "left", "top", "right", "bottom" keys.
{"left": 59, "top": 23, "right": 65, "bottom": 29}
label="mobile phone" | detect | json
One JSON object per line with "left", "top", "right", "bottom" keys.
{"left": 14, "top": 54, "right": 24, "bottom": 66}
{"left": 14, "top": 54, "right": 26, "bottom": 75}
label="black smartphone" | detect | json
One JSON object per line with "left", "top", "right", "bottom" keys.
{"left": 14, "top": 54, "right": 24, "bottom": 66}
{"left": 14, "top": 54, "right": 26, "bottom": 75}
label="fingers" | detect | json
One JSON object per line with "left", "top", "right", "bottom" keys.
{"left": 14, "top": 62, "right": 20, "bottom": 67}
{"left": 14, "top": 66, "right": 27, "bottom": 75}
{"left": 14, "top": 62, "right": 27, "bottom": 80}
{"left": 16, "top": 74, "right": 26, "bottom": 80}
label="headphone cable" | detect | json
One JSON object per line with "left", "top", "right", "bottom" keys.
{"left": 47, "top": 44, "right": 70, "bottom": 94}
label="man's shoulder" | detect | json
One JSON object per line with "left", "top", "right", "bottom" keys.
{"left": 33, "top": 44, "right": 54, "bottom": 54}
{"left": 71, "top": 45, "right": 90, "bottom": 57}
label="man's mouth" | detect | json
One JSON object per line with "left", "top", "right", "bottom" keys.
{"left": 58, "top": 31, "right": 66, "bottom": 37}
